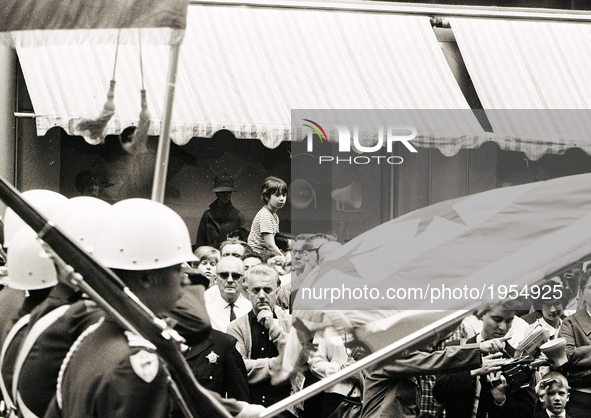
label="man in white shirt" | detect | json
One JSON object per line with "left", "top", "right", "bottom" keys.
{"left": 205, "top": 257, "right": 252, "bottom": 332}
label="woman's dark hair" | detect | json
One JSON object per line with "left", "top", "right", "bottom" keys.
{"left": 275, "top": 232, "right": 293, "bottom": 252}
{"left": 261, "top": 176, "right": 287, "bottom": 204}
{"left": 258, "top": 250, "right": 278, "bottom": 263}
{"left": 243, "top": 251, "right": 264, "bottom": 263}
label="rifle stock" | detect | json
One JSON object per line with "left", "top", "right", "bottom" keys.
{"left": 0, "top": 177, "right": 232, "bottom": 418}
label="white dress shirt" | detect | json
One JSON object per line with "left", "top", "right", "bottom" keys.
{"left": 205, "top": 289, "right": 252, "bottom": 332}
{"left": 546, "top": 409, "right": 566, "bottom": 418}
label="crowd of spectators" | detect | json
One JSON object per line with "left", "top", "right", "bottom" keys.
{"left": 187, "top": 216, "right": 591, "bottom": 418}
{"left": 2, "top": 177, "right": 591, "bottom": 418}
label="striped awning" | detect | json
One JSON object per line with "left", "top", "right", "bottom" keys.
{"left": 451, "top": 18, "right": 591, "bottom": 160}
{"left": 16, "top": 0, "right": 485, "bottom": 150}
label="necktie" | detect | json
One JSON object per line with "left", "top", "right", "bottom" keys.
{"left": 229, "top": 303, "right": 236, "bottom": 322}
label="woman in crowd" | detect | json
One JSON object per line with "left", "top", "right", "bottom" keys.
{"left": 523, "top": 276, "right": 568, "bottom": 341}
{"left": 192, "top": 246, "right": 220, "bottom": 289}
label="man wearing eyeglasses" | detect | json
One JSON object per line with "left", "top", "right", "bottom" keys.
{"left": 287, "top": 234, "right": 336, "bottom": 314}
{"left": 205, "top": 257, "right": 252, "bottom": 332}
{"left": 291, "top": 235, "right": 309, "bottom": 278}
{"left": 302, "top": 234, "right": 337, "bottom": 276}
{"left": 227, "top": 264, "right": 297, "bottom": 418}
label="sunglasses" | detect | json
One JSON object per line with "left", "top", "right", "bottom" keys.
{"left": 218, "top": 272, "right": 243, "bottom": 280}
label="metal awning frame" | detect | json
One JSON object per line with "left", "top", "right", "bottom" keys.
{"left": 188, "top": 0, "right": 591, "bottom": 23}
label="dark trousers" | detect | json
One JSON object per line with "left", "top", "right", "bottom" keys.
{"left": 302, "top": 371, "right": 324, "bottom": 418}
{"left": 321, "top": 392, "right": 347, "bottom": 418}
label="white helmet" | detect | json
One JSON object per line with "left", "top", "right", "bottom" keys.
{"left": 52, "top": 196, "right": 111, "bottom": 254}
{"left": 6, "top": 227, "right": 58, "bottom": 290}
{"left": 4, "top": 189, "right": 68, "bottom": 249}
{"left": 93, "top": 198, "right": 197, "bottom": 270}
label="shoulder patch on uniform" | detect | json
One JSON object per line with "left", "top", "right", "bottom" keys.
{"left": 129, "top": 349, "right": 159, "bottom": 383}
{"left": 124, "top": 330, "right": 157, "bottom": 351}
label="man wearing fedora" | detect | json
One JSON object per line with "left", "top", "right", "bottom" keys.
{"left": 194, "top": 175, "right": 249, "bottom": 251}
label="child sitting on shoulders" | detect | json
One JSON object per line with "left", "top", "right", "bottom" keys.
{"left": 248, "top": 176, "right": 287, "bottom": 255}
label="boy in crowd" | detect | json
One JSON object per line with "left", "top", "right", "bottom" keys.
{"left": 535, "top": 371, "right": 570, "bottom": 418}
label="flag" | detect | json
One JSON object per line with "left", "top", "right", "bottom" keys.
{"left": 288, "top": 173, "right": 591, "bottom": 366}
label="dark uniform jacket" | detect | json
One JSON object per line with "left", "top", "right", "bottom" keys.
{"left": 0, "top": 314, "right": 29, "bottom": 411}
{"left": 20, "top": 287, "right": 211, "bottom": 418}
{"left": 18, "top": 298, "right": 103, "bottom": 417}
{"left": 433, "top": 336, "right": 536, "bottom": 418}
{"left": 167, "top": 288, "right": 212, "bottom": 346}
{"left": 194, "top": 200, "right": 248, "bottom": 250}
{"left": 45, "top": 318, "right": 173, "bottom": 418}
{"left": 44, "top": 319, "right": 249, "bottom": 418}
{"left": 185, "top": 329, "right": 250, "bottom": 402}
{"left": 361, "top": 345, "right": 482, "bottom": 418}
{"left": 0, "top": 286, "right": 55, "bottom": 411}
{"left": 0, "top": 287, "right": 26, "bottom": 345}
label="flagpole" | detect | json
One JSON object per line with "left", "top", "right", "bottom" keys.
{"left": 259, "top": 308, "right": 477, "bottom": 418}
{"left": 151, "top": 33, "right": 182, "bottom": 203}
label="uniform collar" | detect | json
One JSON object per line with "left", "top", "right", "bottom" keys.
{"left": 185, "top": 334, "right": 214, "bottom": 359}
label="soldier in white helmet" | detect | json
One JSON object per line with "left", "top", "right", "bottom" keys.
{"left": 14, "top": 196, "right": 109, "bottom": 418}
{"left": 0, "top": 227, "right": 59, "bottom": 417}
{"left": 15, "top": 196, "right": 220, "bottom": 418}
{"left": 44, "top": 198, "right": 265, "bottom": 418}
{"left": 0, "top": 190, "right": 67, "bottom": 346}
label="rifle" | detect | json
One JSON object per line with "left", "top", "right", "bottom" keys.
{"left": 0, "top": 177, "right": 232, "bottom": 418}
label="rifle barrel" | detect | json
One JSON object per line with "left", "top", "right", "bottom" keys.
{"left": 0, "top": 177, "right": 232, "bottom": 418}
